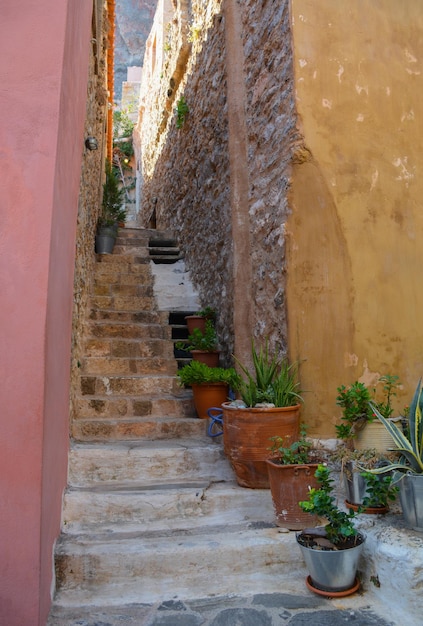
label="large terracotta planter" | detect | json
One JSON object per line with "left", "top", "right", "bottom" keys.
{"left": 266, "top": 461, "right": 320, "bottom": 529}
{"left": 221, "top": 402, "right": 300, "bottom": 488}
{"left": 191, "top": 383, "right": 229, "bottom": 419}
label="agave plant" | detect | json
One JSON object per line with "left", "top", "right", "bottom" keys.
{"left": 369, "top": 378, "right": 423, "bottom": 476}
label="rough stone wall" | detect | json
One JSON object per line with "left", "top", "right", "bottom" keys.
{"left": 137, "top": 0, "right": 299, "bottom": 363}
{"left": 69, "top": 5, "right": 109, "bottom": 424}
{"left": 137, "top": 0, "right": 234, "bottom": 361}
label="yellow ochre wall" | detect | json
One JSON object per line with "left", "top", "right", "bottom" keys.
{"left": 287, "top": 1, "right": 423, "bottom": 435}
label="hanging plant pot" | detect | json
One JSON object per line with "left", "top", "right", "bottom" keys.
{"left": 266, "top": 461, "right": 320, "bottom": 529}
{"left": 221, "top": 402, "right": 300, "bottom": 488}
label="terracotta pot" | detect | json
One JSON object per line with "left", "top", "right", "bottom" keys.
{"left": 345, "top": 500, "right": 388, "bottom": 515}
{"left": 185, "top": 315, "right": 207, "bottom": 335}
{"left": 191, "top": 350, "right": 220, "bottom": 367}
{"left": 191, "top": 383, "right": 229, "bottom": 419}
{"left": 266, "top": 461, "right": 320, "bottom": 529}
{"left": 221, "top": 402, "right": 300, "bottom": 488}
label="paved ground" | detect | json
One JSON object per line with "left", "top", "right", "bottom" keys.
{"left": 47, "top": 590, "right": 399, "bottom": 626}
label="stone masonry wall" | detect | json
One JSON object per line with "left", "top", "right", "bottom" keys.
{"left": 70, "top": 5, "right": 109, "bottom": 423}
{"left": 137, "top": 0, "right": 300, "bottom": 363}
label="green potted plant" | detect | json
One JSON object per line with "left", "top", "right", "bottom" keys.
{"left": 334, "top": 447, "right": 398, "bottom": 514}
{"left": 297, "top": 464, "right": 365, "bottom": 597}
{"left": 177, "top": 360, "right": 240, "bottom": 419}
{"left": 335, "top": 376, "right": 402, "bottom": 452}
{"left": 368, "top": 378, "right": 423, "bottom": 531}
{"left": 95, "top": 160, "right": 126, "bottom": 254}
{"left": 185, "top": 306, "right": 216, "bottom": 335}
{"left": 266, "top": 425, "right": 323, "bottom": 529}
{"left": 221, "top": 340, "right": 303, "bottom": 488}
{"left": 175, "top": 320, "right": 220, "bottom": 367}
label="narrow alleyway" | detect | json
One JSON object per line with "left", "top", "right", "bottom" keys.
{"left": 47, "top": 229, "right": 405, "bottom": 626}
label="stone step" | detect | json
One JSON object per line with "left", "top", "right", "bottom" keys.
{"left": 85, "top": 322, "right": 169, "bottom": 340}
{"left": 62, "top": 481, "right": 275, "bottom": 534}
{"left": 71, "top": 415, "right": 203, "bottom": 442}
{"left": 68, "top": 439, "right": 233, "bottom": 487}
{"left": 75, "top": 393, "right": 194, "bottom": 419}
{"left": 80, "top": 356, "right": 176, "bottom": 376}
{"left": 53, "top": 524, "right": 301, "bottom": 607}
{"left": 84, "top": 338, "right": 174, "bottom": 359}
{"left": 93, "top": 262, "right": 152, "bottom": 283}
{"left": 79, "top": 374, "right": 179, "bottom": 396}
{"left": 90, "top": 295, "right": 156, "bottom": 312}
{"left": 88, "top": 309, "right": 166, "bottom": 324}
{"left": 93, "top": 284, "right": 155, "bottom": 298}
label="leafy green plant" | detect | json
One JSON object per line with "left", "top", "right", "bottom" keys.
{"left": 113, "top": 108, "right": 135, "bottom": 139}
{"left": 372, "top": 374, "right": 400, "bottom": 419}
{"left": 177, "top": 360, "right": 240, "bottom": 388}
{"left": 269, "top": 424, "right": 312, "bottom": 465}
{"left": 369, "top": 378, "right": 423, "bottom": 477}
{"left": 98, "top": 160, "right": 126, "bottom": 228}
{"left": 175, "top": 320, "right": 218, "bottom": 353}
{"left": 299, "top": 465, "right": 358, "bottom": 545}
{"left": 176, "top": 96, "right": 189, "bottom": 129}
{"left": 234, "top": 340, "right": 302, "bottom": 408}
{"left": 199, "top": 306, "right": 216, "bottom": 320}
{"left": 360, "top": 471, "right": 398, "bottom": 509}
{"left": 335, "top": 382, "right": 373, "bottom": 440}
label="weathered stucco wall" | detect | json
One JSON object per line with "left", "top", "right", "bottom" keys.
{"left": 287, "top": 0, "right": 423, "bottom": 433}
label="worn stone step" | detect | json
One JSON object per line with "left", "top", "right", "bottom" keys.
{"left": 95, "top": 251, "right": 149, "bottom": 265}
{"left": 68, "top": 439, "right": 233, "bottom": 487}
{"left": 84, "top": 338, "right": 174, "bottom": 359}
{"left": 84, "top": 321, "right": 169, "bottom": 340}
{"left": 79, "top": 374, "right": 179, "bottom": 396}
{"left": 88, "top": 309, "right": 166, "bottom": 324}
{"left": 71, "top": 415, "right": 203, "bottom": 442}
{"left": 93, "top": 284, "right": 155, "bottom": 298}
{"left": 75, "top": 393, "right": 194, "bottom": 419}
{"left": 80, "top": 356, "right": 176, "bottom": 376}
{"left": 53, "top": 525, "right": 300, "bottom": 607}
{"left": 62, "top": 481, "right": 274, "bottom": 534}
{"left": 91, "top": 295, "right": 156, "bottom": 312}
{"left": 94, "top": 262, "right": 152, "bottom": 282}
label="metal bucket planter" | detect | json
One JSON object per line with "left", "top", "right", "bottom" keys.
{"left": 221, "top": 402, "right": 300, "bottom": 488}
{"left": 399, "top": 473, "right": 423, "bottom": 532}
{"left": 95, "top": 226, "right": 117, "bottom": 254}
{"left": 343, "top": 461, "right": 388, "bottom": 514}
{"left": 266, "top": 461, "right": 320, "bottom": 529}
{"left": 296, "top": 530, "right": 365, "bottom": 596}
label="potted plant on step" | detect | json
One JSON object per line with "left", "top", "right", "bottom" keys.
{"left": 185, "top": 306, "right": 216, "bottom": 335}
{"left": 175, "top": 320, "right": 220, "bottom": 367}
{"left": 297, "top": 464, "right": 365, "bottom": 597}
{"left": 177, "top": 360, "right": 240, "bottom": 419}
{"left": 335, "top": 376, "right": 402, "bottom": 453}
{"left": 333, "top": 447, "right": 399, "bottom": 514}
{"left": 266, "top": 425, "right": 324, "bottom": 529}
{"left": 221, "top": 340, "right": 302, "bottom": 488}
{"left": 368, "top": 378, "right": 423, "bottom": 531}
{"left": 95, "top": 160, "right": 126, "bottom": 254}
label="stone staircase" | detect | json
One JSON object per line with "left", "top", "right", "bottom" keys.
{"left": 52, "top": 227, "right": 300, "bottom": 610}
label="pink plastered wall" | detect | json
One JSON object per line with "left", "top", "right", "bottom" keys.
{"left": 0, "top": 2, "right": 92, "bottom": 624}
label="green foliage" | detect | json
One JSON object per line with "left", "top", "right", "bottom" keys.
{"left": 369, "top": 378, "right": 423, "bottom": 476}
{"left": 269, "top": 424, "right": 312, "bottom": 465}
{"left": 113, "top": 108, "right": 135, "bottom": 139}
{"left": 199, "top": 306, "right": 216, "bottom": 320}
{"left": 235, "top": 340, "right": 302, "bottom": 408}
{"left": 335, "top": 382, "right": 372, "bottom": 440}
{"left": 176, "top": 96, "right": 189, "bottom": 129}
{"left": 175, "top": 320, "right": 218, "bottom": 352}
{"left": 360, "top": 471, "right": 399, "bottom": 509}
{"left": 299, "top": 465, "right": 358, "bottom": 545}
{"left": 373, "top": 374, "right": 400, "bottom": 419}
{"left": 98, "top": 160, "right": 126, "bottom": 228}
{"left": 177, "top": 360, "right": 241, "bottom": 388}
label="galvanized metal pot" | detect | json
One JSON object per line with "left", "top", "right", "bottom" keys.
{"left": 399, "top": 473, "right": 423, "bottom": 532}
{"left": 297, "top": 530, "right": 365, "bottom": 593}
